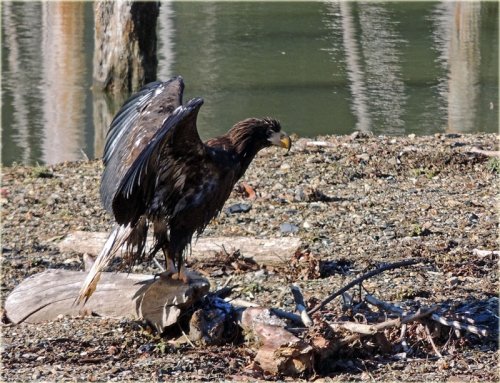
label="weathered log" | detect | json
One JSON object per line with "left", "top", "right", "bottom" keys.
{"left": 57, "top": 231, "right": 301, "bottom": 267}
{"left": 5, "top": 269, "right": 209, "bottom": 332}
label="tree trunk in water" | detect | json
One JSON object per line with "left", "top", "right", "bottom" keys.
{"left": 93, "top": 1, "right": 159, "bottom": 95}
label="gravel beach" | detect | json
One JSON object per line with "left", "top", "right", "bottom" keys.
{"left": 1, "top": 132, "right": 498, "bottom": 381}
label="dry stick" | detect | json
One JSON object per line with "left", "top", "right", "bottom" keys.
{"left": 365, "top": 294, "right": 404, "bottom": 315}
{"left": 468, "top": 147, "right": 500, "bottom": 157}
{"left": 331, "top": 306, "right": 438, "bottom": 350}
{"left": 290, "top": 284, "right": 313, "bottom": 327}
{"left": 424, "top": 324, "right": 443, "bottom": 358}
{"left": 400, "top": 324, "right": 410, "bottom": 352}
{"left": 225, "top": 298, "right": 259, "bottom": 308}
{"left": 308, "top": 258, "right": 422, "bottom": 316}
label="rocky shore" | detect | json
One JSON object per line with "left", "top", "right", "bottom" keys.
{"left": 1, "top": 132, "right": 498, "bottom": 381}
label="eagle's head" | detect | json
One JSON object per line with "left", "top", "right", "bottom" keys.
{"left": 230, "top": 117, "right": 291, "bottom": 156}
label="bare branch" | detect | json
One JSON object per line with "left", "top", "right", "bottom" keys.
{"left": 308, "top": 259, "right": 422, "bottom": 315}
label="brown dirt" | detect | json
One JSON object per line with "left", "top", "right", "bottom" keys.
{"left": 1, "top": 132, "right": 499, "bottom": 382}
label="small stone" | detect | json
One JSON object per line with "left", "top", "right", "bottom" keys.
{"left": 108, "top": 345, "right": 119, "bottom": 355}
{"left": 224, "top": 203, "right": 251, "bottom": 214}
{"left": 253, "top": 269, "right": 267, "bottom": 280}
{"left": 294, "top": 188, "right": 305, "bottom": 202}
{"left": 408, "top": 133, "right": 416, "bottom": 139}
{"left": 280, "top": 223, "right": 299, "bottom": 234}
{"left": 357, "top": 153, "right": 370, "bottom": 162}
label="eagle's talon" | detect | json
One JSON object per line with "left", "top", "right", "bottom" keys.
{"left": 154, "top": 271, "right": 175, "bottom": 281}
{"left": 171, "top": 269, "right": 190, "bottom": 284}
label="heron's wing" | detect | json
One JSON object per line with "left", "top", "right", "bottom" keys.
{"left": 100, "top": 76, "right": 184, "bottom": 212}
{"left": 111, "top": 97, "right": 206, "bottom": 225}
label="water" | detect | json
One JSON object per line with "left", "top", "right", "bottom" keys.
{"left": 2, "top": 1, "right": 498, "bottom": 166}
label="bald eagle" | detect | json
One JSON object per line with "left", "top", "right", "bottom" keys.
{"left": 76, "top": 76, "right": 291, "bottom": 303}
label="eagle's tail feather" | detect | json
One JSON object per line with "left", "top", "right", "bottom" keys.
{"left": 74, "top": 224, "right": 133, "bottom": 305}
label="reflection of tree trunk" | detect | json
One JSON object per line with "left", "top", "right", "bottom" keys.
{"left": 157, "top": 0, "right": 176, "bottom": 81}
{"left": 3, "top": 2, "right": 31, "bottom": 164}
{"left": 447, "top": 2, "right": 481, "bottom": 133}
{"left": 41, "top": 2, "right": 86, "bottom": 164}
{"left": 92, "top": 1, "right": 160, "bottom": 158}
{"left": 339, "top": 2, "right": 371, "bottom": 132}
{"left": 93, "top": 1, "right": 159, "bottom": 94}
{"left": 359, "top": 4, "right": 407, "bottom": 134}
{"left": 92, "top": 91, "right": 128, "bottom": 160}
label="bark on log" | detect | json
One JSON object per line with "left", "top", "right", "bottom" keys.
{"left": 93, "top": 1, "right": 159, "bottom": 94}
{"left": 5, "top": 269, "right": 209, "bottom": 332}
{"left": 57, "top": 231, "right": 301, "bottom": 267}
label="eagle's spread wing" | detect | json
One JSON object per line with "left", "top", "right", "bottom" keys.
{"left": 112, "top": 97, "right": 205, "bottom": 225}
{"left": 100, "top": 77, "right": 184, "bottom": 212}
{"left": 76, "top": 77, "right": 207, "bottom": 304}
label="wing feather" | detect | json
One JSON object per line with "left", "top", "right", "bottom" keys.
{"left": 74, "top": 224, "right": 133, "bottom": 305}
{"left": 100, "top": 76, "right": 185, "bottom": 212}
{"left": 112, "top": 97, "right": 205, "bottom": 225}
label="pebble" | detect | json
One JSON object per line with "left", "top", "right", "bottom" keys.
{"left": 224, "top": 203, "right": 252, "bottom": 214}
{"left": 280, "top": 222, "right": 299, "bottom": 234}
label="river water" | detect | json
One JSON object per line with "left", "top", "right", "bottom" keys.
{"left": 2, "top": 1, "right": 498, "bottom": 166}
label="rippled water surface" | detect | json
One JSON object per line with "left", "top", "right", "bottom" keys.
{"left": 2, "top": 1, "right": 498, "bottom": 166}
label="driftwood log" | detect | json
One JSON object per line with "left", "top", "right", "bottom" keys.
{"left": 57, "top": 231, "right": 302, "bottom": 267}
{"left": 5, "top": 269, "right": 209, "bottom": 332}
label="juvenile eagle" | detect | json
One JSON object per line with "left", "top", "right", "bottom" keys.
{"left": 76, "top": 76, "right": 291, "bottom": 303}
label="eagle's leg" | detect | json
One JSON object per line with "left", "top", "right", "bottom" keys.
{"left": 156, "top": 248, "right": 189, "bottom": 283}
{"left": 171, "top": 263, "right": 189, "bottom": 284}
{"left": 152, "top": 221, "right": 179, "bottom": 280}
{"left": 163, "top": 251, "right": 177, "bottom": 275}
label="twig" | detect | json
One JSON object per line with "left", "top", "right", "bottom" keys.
{"left": 365, "top": 294, "right": 404, "bottom": 315}
{"left": 225, "top": 298, "right": 259, "bottom": 308}
{"left": 468, "top": 147, "right": 500, "bottom": 157}
{"left": 306, "top": 140, "right": 335, "bottom": 148}
{"left": 153, "top": 257, "right": 165, "bottom": 272}
{"left": 330, "top": 306, "right": 438, "bottom": 351}
{"left": 178, "top": 324, "right": 196, "bottom": 348}
{"left": 308, "top": 259, "right": 422, "bottom": 315}
{"left": 399, "top": 324, "right": 409, "bottom": 352}
{"left": 290, "top": 285, "right": 313, "bottom": 327}
{"left": 424, "top": 324, "right": 443, "bottom": 358}
{"left": 221, "top": 275, "right": 234, "bottom": 289}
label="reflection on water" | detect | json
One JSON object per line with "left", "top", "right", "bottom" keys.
{"left": 41, "top": 2, "right": 87, "bottom": 164}
{"left": 448, "top": 2, "right": 481, "bottom": 133}
{"left": 1, "top": 1, "right": 498, "bottom": 166}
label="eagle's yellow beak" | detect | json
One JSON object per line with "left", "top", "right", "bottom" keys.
{"left": 280, "top": 133, "right": 292, "bottom": 152}
{"left": 269, "top": 131, "right": 292, "bottom": 152}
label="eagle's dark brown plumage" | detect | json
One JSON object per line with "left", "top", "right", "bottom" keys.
{"left": 77, "top": 76, "right": 291, "bottom": 303}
